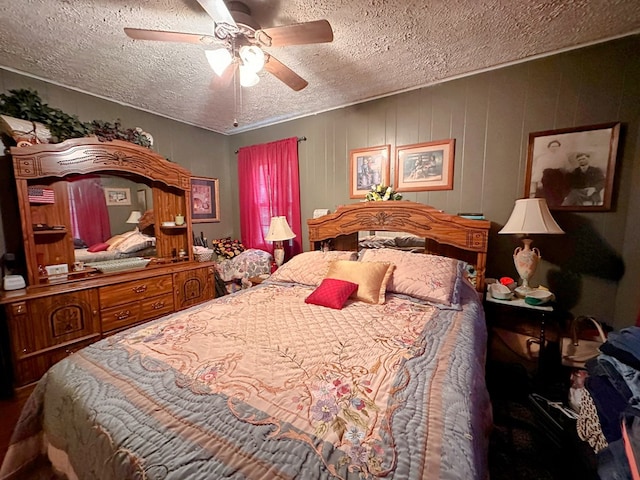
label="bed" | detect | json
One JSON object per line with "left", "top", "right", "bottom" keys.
{"left": 1, "top": 201, "right": 492, "bottom": 480}
{"left": 74, "top": 229, "right": 157, "bottom": 264}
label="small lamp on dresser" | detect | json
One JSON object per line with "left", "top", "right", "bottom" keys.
{"left": 499, "top": 198, "right": 564, "bottom": 297}
{"left": 265, "top": 216, "right": 296, "bottom": 267}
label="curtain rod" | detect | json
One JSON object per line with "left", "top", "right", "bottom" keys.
{"left": 235, "top": 136, "right": 306, "bottom": 154}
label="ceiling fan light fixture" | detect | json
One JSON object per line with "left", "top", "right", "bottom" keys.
{"left": 239, "top": 64, "right": 260, "bottom": 87}
{"left": 239, "top": 45, "right": 265, "bottom": 72}
{"left": 205, "top": 48, "right": 233, "bottom": 76}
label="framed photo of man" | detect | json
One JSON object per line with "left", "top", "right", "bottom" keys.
{"left": 349, "top": 145, "right": 391, "bottom": 198}
{"left": 524, "top": 122, "right": 620, "bottom": 211}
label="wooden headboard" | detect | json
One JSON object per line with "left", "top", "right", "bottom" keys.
{"left": 307, "top": 201, "right": 490, "bottom": 293}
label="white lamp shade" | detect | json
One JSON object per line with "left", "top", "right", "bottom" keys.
{"left": 499, "top": 198, "right": 564, "bottom": 235}
{"left": 239, "top": 45, "right": 265, "bottom": 72}
{"left": 126, "top": 210, "right": 142, "bottom": 224}
{"left": 239, "top": 64, "right": 260, "bottom": 87}
{"left": 205, "top": 48, "right": 233, "bottom": 77}
{"left": 265, "top": 216, "right": 296, "bottom": 242}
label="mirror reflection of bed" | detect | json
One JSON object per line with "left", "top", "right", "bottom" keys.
{"left": 65, "top": 173, "right": 156, "bottom": 265}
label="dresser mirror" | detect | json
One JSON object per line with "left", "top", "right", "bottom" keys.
{"left": 37, "top": 173, "right": 155, "bottom": 264}
{"left": 12, "top": 137, "right": 194, "bottom": 286}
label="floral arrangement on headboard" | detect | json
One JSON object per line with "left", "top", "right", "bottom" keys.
{"left": 365, "top": 183, "right": 402, "bottom": 201}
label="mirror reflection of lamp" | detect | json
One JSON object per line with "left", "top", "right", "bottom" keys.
{"left": 498, "top": 198, "right": 564, "bottom": 297}
{"left": 265, "top": 216, "right": 296, "bottom": 267}
{"left": 126, "top": 210, "right": 142, "bottom": 225}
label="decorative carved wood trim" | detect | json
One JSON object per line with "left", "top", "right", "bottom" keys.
{"left": 11, "top": 136, "right": 190, "bottom": 190}
{"left": 307, "top": 201, "right": 490, "bottom": 292}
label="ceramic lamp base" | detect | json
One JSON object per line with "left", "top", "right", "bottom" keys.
{"left": 273, "top": 244, "right": 285, "bottom": 267}
{"left": 514, "top": 285, "right": 537, "bottom": 298}
{"left": 513, "top": 237, "right": 541, "bottom": 293}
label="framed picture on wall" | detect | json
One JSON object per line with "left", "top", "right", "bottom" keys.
{"left": 524, "top": 122, "right": 620, "bottom": 211}
{"left": 349, "top": 144, "right": 391, "bottom": 198}
{"left": 104, "top": 187, "right": 131, "bottom": 206}
{"left": 394, "top": 139, "right": 455, "bottom": 192}
{"left": 191, "top": 176, "right": 220, "bottom": 223}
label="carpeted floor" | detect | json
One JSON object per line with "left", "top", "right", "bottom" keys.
{"left": 487, "top": 360, "right": 599, "bottom": 480}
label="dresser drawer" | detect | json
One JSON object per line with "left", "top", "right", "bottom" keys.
{"left": 13, "top": 338, "right": 97, "bottom": 387}
{"left": 101, "top": 302, "right": 143, "bottom": 332}
{"left": 99, "top": 275, "right": 173, "bottom": 308}
{"left": 141, "top": 292, "right": 174, "bottom": 319}
{"left": 101, "top": 292, "right": 175, "bottom": 333}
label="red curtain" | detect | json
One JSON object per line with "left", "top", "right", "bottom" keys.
{"left": 68, "top": 176, "right": 111, "bottom": 246}
{"left": 238, "top": 137, "right": 302, "bottom": 257}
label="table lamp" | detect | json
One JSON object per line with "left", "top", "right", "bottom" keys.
{"left": 126, "top": 210, "right": 142, "bottom": 224}
{"left": 265, "top": 216, "right": 296, "bottom": 267}
{"left": 498, "top": 198, "right": 564, "bottom": 297}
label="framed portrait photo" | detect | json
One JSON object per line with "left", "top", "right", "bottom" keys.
{"left": 104, "top": 187, "right": 131, "bottom": 206}
{"left": 525, "top": 122, "right": 620, "bottom": 211}
{"left": 191, "top": 176, "right": 220, "bottom": 223}
{"left": 349, "top": 145, "right": 391, "bottom": 198}
{"left": 394, "top": 139, "right": 455, "bottom": 192}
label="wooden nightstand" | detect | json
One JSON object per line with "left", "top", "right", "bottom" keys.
{"left": 484, "top": 294, "right": 563, "bottom": 391}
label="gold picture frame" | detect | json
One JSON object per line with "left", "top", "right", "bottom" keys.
{"left": 191, "top": 176, "right": 220, "bottom": 223}
{"left": 394, "top": 139, "right": 455, "bottom": 192}
{"left": 349, "top": 144, "right": 391, "bottom": 199}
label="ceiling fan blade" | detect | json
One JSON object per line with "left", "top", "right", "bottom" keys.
{"left": 196, "top": 0, "right": 237, "bottom": 28}
{"left": 264, "top": 55, "right": 308, "bottom": 91}
{"left": 124, "top": 28, "right": 220, "bottom": 46}
{"left": 256, "top": 20, "right": 333, "bottom": 47}
{"left": 210, "top": 62, "right": 238, "bottom": 89}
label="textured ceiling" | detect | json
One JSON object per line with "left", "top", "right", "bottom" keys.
{"left": 1, "top": 1, "right": 640, "bottom": 135}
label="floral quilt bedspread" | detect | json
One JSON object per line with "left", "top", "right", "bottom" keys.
{"left": 1, "top": 282, "right": 491, "bottom": 480}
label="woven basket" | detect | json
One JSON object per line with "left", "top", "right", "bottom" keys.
{"left": 194, "top": 250, "right": 214, "bottom": 262}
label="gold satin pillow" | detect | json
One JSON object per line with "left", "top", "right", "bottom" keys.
{"left": 325, "top": 260, "right": 395, "bottom": 304}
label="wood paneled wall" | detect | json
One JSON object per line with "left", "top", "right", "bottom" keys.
{"left": 2, "top": 35, "right": 639, "bottom": 328}
{"left": 229, "top": 35, "right": 640, "bottom": 329}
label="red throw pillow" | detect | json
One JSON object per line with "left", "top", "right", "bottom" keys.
{"left": 305, "top": 278, "right": 359, "bottom": 310}
{"left": 87, "top": 242, "right": 109, "bottom": 253}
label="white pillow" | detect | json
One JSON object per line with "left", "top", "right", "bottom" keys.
{"left": 107, "top": 229, "right": 139, "bottom": 251}
{"left": 116, "top": 231, "right": 155, "bottom": 254}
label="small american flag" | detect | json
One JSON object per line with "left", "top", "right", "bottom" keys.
{"left": 28, "top": 187, "right": 55, "bottom": 204}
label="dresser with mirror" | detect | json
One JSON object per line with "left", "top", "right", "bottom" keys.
{"left": 0, "top": 137, "right": 216, "bottom": 393}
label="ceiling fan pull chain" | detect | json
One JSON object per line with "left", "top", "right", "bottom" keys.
{"left": 233, "top": 65, "right": 240, "bottom": 128}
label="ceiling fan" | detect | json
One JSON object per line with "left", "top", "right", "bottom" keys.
{"left": 124, "top": 0, "right": 333, "bottom": 91}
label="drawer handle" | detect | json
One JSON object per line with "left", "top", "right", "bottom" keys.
{"left": 115, "top": 310, "right": 131, "bottom": 320}
{"left": 132, "top": 285, "right": 148, "bottom": 294}
{"left": 151, "top": 301, "right": 165, "bottom": 310}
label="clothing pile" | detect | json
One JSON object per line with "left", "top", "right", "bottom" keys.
{"left": 577, "top": 326, "right": 640, "bottom": 479}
